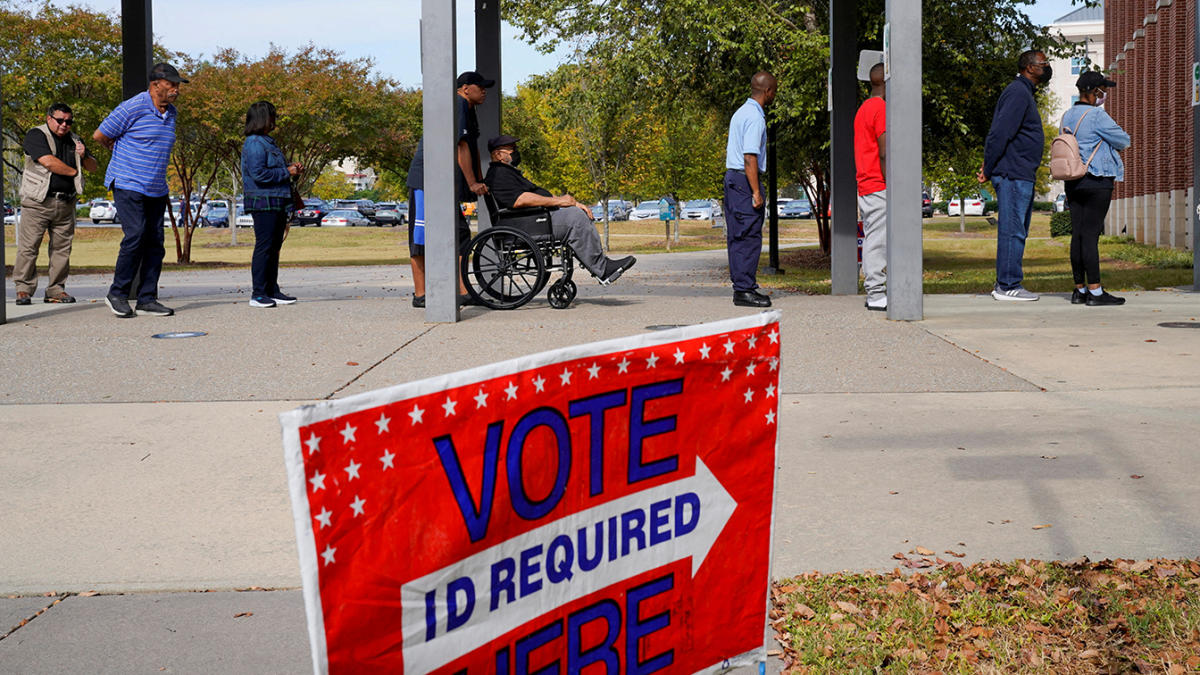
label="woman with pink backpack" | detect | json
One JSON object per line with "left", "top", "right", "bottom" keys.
{"left": 1058, "top": 70, "right": 1130, "bottom": 306}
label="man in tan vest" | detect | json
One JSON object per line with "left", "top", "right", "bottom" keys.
{"left": 13, "top": 102, "right": 97, "bottom": 305}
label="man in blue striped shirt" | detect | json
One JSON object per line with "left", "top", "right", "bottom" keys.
{"left": 93, "top": 63, "right": 186, "bottom": 318}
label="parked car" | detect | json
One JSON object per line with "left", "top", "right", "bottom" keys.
{"left": 947, "top": 195, "right": 987, "bottom": 217}
{"left": 779, "top": 199, "right": 812, "bottom": 219}
{"left": 682, "top": 199, "right": 715, "bottom": 220}
{"left": 590, "top": 202, "right": 629, "bottom": 222}
{"left": 629, "top": 200, "right": 660, "bottom": 220}
{"left": 922, "top": 192, "right": 933, "bottom": 218}
{"left": 201, "top": 200, "right": 231, "bottom": 228}
{"left": 295, "top": 198, "right": 333, "bottom": 227}
{"left": 1055, "top": 193, "right": 1068, "bottom": 212}
{"left": 321, "top": 209, "right": 370, "bottom": 227}
{"left": 355, "top": 199, "right": 377, "bottom": 219}
{"left": 4, "top": 201, "right": 15, "bottom": 217}
{"left": 234, "top": 207, "right": 254, "bottom": 227}
{"left": 607, "top": 200, "right": 632, "bottom": 219}
{"left": 372, "top": 208, "right": 406, "bottom": 226}
{"left": 89, "top": 200, "right": 120, "bottom": 224}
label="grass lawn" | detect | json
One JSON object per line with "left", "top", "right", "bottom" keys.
{"left": 773, "top": 557, "right": 1200, "bottom": 673}
{"left": 3, "top": 215, "right": 1192, "bottom": 293}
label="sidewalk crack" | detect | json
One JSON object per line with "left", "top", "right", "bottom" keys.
{"left": 0, "top": 596, "right": 66, "bottom": 641}
{"left": 325, "top": 326, "right": 438, "bottom": 399}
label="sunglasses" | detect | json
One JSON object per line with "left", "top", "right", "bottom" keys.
{"left": 50, "top": 116, "right": 74, "bottom": 125}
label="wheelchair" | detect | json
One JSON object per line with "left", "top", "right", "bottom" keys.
{"left": 461, "top": 194, "right": 578, "bottom": 310}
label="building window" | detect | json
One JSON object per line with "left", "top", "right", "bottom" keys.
{"left": 1071, "top": 57, "right": 1086, "bottom": 75}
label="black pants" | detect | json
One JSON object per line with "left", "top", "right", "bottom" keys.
{"left": 1065, "top": 174, "right": 1114, "bottom": 286}
{"left": 251, "top": 209, "right": 288, "bottom": 296}
{"left": 109, "top": 188, "right": 167, "bottom": 303}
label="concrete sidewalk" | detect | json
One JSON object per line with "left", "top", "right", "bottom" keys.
{"left": 2, "top": 251, "right": 1197, "bottom": 672}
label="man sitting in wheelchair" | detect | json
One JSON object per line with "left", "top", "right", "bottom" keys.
{"left": 484, "top": 135, "right": 636, "bottom": 284}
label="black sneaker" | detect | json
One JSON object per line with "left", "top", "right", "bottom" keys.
{"left": 1070, "top": 288, "right": 1088, "bottom": 305}
{"left": 599, "top": 256, "right": 637, "bottom": 284}
{"left": 15, "top": 292, "right": 31, "bottom": 306}
{"left": 1086, "top": 290, "right": 1125, "bottom": 306}
{"left": 135, "top": 300, "right": 175, "bottom": 316}
{"left": 412, "top": 294, "right": 425, "bottom": 308}
{"left": 249, "top": 296, "right": 276, "bottom": 308}
{"left": 271, "top": 291, "right": 297, "bottom": 305}
{"left": 105, "top": 293, "right": 135, "bottom": 318}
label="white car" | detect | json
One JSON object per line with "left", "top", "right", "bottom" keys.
{"left": 629, "top": 200, "right": 660, "bottom": 220}
{"left": 234, "top": 210, "right": 254, "bottom": 227}
{"left": 89, "top": 200, "right": 120, "bottom": 224}
{"left": 682, "top": 199, "right": 715, "bottom": 220}
{"left": 947, "top": 196, "right": 987, "bottom": 217}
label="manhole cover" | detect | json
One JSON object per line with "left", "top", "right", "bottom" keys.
{"left": 151, "top": 331, "right": 208, "bottom": 339}
{"left": 646, "top": 324, "right": 688, "bottom": 331}
{"left": 1157, "top": 322, "right": 1200, "bottom": 329}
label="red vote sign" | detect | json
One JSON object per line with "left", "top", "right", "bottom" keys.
{"left": 281, "top": 312, "right": 781, "bottom": 674}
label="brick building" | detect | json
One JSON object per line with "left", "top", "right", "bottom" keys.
{"left": 1105, "top": 0, "right": 1194, "bottom": 250}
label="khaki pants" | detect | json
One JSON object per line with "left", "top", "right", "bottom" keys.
{"left": 14, "top": 196, "right": 77, "bottom": 297}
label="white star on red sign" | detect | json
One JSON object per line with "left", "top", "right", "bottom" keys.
{"left": 408, "top": 404, "right": 424, "bottom": 425}
{"left": 723, "top": 338, "right": 736, "bottom": 354}
{"left": 339, "top": 423, "right": 356, "bottom": 444}
{"left": 304, "top": 435, "right": 321, "bottom": 455}
{"left": 532, "top": 375, "right": 546, "bottom": 392}
{"left": 380, "top": 449, "right": 395, "bottom": 470}
{"left": 765, "top": 383, "right": 776, "bottom": 398}
{"left": 748, "top": 335, "right": 758, "bottom": 348}
{"left": 587, "top": 363, "right": 601, "bottom": 379}
{"left": 505, "top": 382, "right": 519, "bottom": 400}
{"left": 645, "top": 353, "right": 659, "bottom": 369}
{"left": 746, "top": 362, "right": 758, "bottom": 376}
{"left": 743, "top": 388, "right": 754, "bottom": 403}
{"left": 374, "top": 414, "right": 390, "bottom": 434}
{"left": 765, "top": 410, "right": 776, "bottom": 424}
{"left": 350, "top": 495, "right": 366, "bottom": 517}
{"left": 309, "top": 470, "right": 326, "bottom": 492}
{"left": 321, "top": 545, "right": 336, "bottom": 566}
{"left": 698, "top": 343, "right": 711, "bottom": 359}
{"left": 442, "top": 397, "right": 458, "bottom": 416}
{"left": 559, "top": 369, "right": 573, "bottom": 385}
{"left": 346, "top": 459, "right": 361, "bottom": 480}
{"left": 720, "top": 367, "right": 733, "bottom": 382}
{"left": 768, "top": 329, "right": 779, "bottom": 344}
{"left": 673, "top": 349, "right": 685, "bottom": 364}
{"left": 474, "top": 389, "right": 488, "bottom": 408}
{"left": 315, "top": 507, "right": 332, "bottom": 529}
{"left": 769, "top": 357, "right": 779, "bottom": 371}
{"left": 617, "top": 358, "right": 630, "bottom": 374}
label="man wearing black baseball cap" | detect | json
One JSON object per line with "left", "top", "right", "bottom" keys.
{"left": 484, "top": 135, "right": 636, "bottom": 285}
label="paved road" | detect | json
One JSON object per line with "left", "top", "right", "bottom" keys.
{"left": 1, "top": 251, "right": 1197, "bottom": 673}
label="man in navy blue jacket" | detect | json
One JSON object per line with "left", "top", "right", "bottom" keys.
{"left": 979, "top": 50, "right": 1051, "bottom": 302}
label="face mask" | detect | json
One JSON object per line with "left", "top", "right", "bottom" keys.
{"left": 1036, "top": 64, "right": 1053, "bottom": 86}
{"left": 1095, "top": 92, "right": 1106, "bottom": 106}
{"left": 508, "top": 149, "right": 522, "bottom": 167}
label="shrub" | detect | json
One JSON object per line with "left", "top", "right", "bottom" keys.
{"left": 933, "top": 201, "right": 948, "bottom": 214}
{"left": 984, "top": 200, "right": 998, "bottom": 213}
{"left": 1106, "top": 243, "right": 1195, "bottom": 269}
{"left": 1032, "top": 200, "right": 1054, "bottom": 212}
{"left": 1050, "top": 210, "right": 1072, "bottom": 237}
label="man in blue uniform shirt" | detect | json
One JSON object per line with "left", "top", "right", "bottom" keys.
{"left": 723, "top": 71, "right": 776, "bottom": 308}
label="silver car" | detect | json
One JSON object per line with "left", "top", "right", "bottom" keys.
{"left": 321, "top": 209, "right": 370, "bottom": 227}
{"left": 629, "top": 200, "right": 660, "bottom": 220}
{"left": 682, "top": 199, "right": 715, "bottom": 220}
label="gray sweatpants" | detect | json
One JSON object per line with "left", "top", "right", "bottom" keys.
{"left": 857, "top": 190, "right": 887, "bottom": 301}
{"left": 550, "top": 207, "right": 606, "bottom": 277}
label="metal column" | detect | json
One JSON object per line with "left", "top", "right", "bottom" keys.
{"left": 829, "top": 0, "right": 859, "bottom": 295}
{"left": 1, "top": 68, "right": 5, "bottom": 326}
{"left": 475, "top": 0, "right": 502, "bottom": 231}
{"left": 422, "top": 0, "right": 461, "bottom": 322}
{"left": 884, "top": 0, "right": 923, "bottom": 320}
{"left": 121, "top": 0, "right": 153, "bottom": 99}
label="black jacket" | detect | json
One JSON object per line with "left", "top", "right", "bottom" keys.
{"left": 983, "top": 76, "right": 1044, "bottom": 182}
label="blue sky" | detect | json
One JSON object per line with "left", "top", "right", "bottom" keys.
{"left": 62, "top": 1, "right": 1082, "bottom": 93}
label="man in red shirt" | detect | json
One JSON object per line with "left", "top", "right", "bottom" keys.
{"left": 854, "top": 62, "right": 888, "bottom": 311}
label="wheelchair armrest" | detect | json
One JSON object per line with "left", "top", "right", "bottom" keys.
{"left": 496, "top": 205, "right": 554, "bottom": 218}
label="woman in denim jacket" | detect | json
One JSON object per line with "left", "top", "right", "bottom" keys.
{"left": 1060, "top": 71, "right": 1130, "bottom": 306}
{"left": 242, "top": 101, "right": 303, "bottom": 308}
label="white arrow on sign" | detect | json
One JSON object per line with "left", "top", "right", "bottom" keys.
{"left": 398, "top": 457, "right": 738, "bottom": 672}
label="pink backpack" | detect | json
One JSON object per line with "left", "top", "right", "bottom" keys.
{"left": 1049, "top": 108, "right": 1101, "bottom": 181}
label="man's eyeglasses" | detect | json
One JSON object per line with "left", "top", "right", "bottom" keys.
{"left": 50, "top": 117, "right": 74, "bottom": 125}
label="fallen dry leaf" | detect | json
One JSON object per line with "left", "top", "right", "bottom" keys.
{"left": 346, "top": 361, "right": 360, "bottom": 366}
{"left": 945, "top": 550, "right": 966, "bottom": 558}
{"left": 1130, "top": 474, "right": 1143, "bottom": 479}
{"left": 1145, "top": 339, "right": 1158, "bottom": 343}
{"left": 834, "top": 601, "right": 861, "bottom": 615}
{"left": 915, "top": 546, "right": 935, "bottom": 556}
{"left": 1080, "top": 648, "right": 1100, "bottom": 659}
{"left": 1032, "top": 524, "right": 1052, "bottom": 530}
{"left": 792, "top": 604, "right": 816, "bottom": 620}
{"left": 234, "top": 611, "right": 254, "bottom": 618}
{"left": 77, "top": 590, "right": 99, "bottom": 597}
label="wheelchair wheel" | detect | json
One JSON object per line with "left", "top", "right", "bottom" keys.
{"left": 462, "top": 227, "right": 548, "bottom": 310}
{"left": 547, "top": 279, "right": 577, "bottom": 309}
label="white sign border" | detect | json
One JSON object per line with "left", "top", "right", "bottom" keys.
{"left": 281, "top": 310, "right": 782, "bottom": 675}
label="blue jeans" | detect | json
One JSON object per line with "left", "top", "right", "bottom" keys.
{"left": 992, "top": 175, "right": 1034, "bottom": 291}
{"left": 109, "top": 188, "right": 167, "bottom": 303}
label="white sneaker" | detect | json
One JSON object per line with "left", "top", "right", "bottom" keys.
{"left": 992, "top": 286, "right": 1039, "bottom": 302}
{"left": 865, "top": 296, "right": 887, "bottom": 311}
